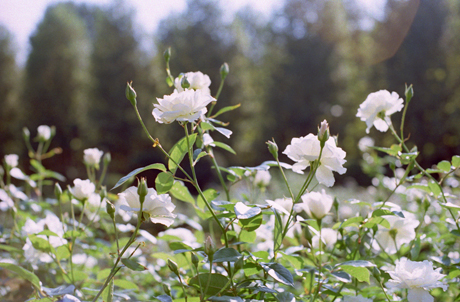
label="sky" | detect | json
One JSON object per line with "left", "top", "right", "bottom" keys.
{"left": 0, "top": 0, "right": 385, "bottom": 66}
{"left": 0, "top": 0, "right": 282, "bottom": 65}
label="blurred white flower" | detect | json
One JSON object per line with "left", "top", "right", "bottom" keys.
{"left": 0, "top": 189, "right": 14, "bottom": 211}
{"left": 72, "top": 253, "right": 98, "bottom": 267}
{"left": 374, "top": 213, "right": 419, "bottom": 254}
{"left": 37, "top": 125, "right": 51, "bottom": 140}
{"left": 283, "top": 134, "right": 346, "bottom": 187}
{"left": 385, "top": 258, "right": 448, "bottom": 302}
{"left": 153, "top": 89, "right": 215, "bottom": 124}
{"left": 83, "top": 148, "right": 103, "bottom": 166}
{"left": 254, "top": 170, "right": 271, "bottom": 187}
{"left": 298, "top": 190, "right": 334, "bottom": 220}
{"left": 4, "top": 154, "right": 18, "bottom": 168}
{"left": 69, "top": 179, "right": 95, "bottom": 200}
{"left": 159, "top": 227, "right": 199, "bottom": 248}
{"left": 342, "top": 295, "right": 373, "bottom": 302}
{"left": 174, "top": 71, "right": 211, "bottom": 94}
{"left": 119, "top": 186, "right": 176, "bottom": 227}
{"left": 312, "top": 228, "right": 338, "bottom": 250}
{"left": 23, "top": 238, "right": 53, "bottom": 265}
{"left": 357, "top": 90, "right": 404, "bottom": 133}
{"left": 358, "top": 136, "right": 375, "bottom": 152}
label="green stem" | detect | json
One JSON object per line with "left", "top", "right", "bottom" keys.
{"left": 207, "top": 77, "right": 225, "bottom": 117}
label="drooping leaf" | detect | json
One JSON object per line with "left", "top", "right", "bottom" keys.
{"left": 0, "top": 262, "right": 41, "bottom": 290}
{"left": 212, "top": 104, "right": 241, "bottom": 118}
{"left": 169, "top": 181, "right": 195, "bottom": 204}
{"left": 112, "top": 163, "right": 166, "bottom": 190}
{"left": 212, "top": 248, "right": 242, "bottom": 263}
{"left": 155, "top": 172, "right": 174, "bottom": 194}
{"left": 234, "top": 202, "right": 261, "bottom": 219}
{"left": 121, "top": 258, "right": 147, "bottom": 271}
{"left": 212, "top": 141, "right": 236, "bottom": 155}
{"left": 189, "top": 273, "right": 229, "bottom": 295}
{"left": 331, "top": 271, "right": 352, "bottom": 283}
{"left": 260, "top": 262, "right": 294, "bottom": 286}
{"left": 168, "top": 134, "right": 197, "bottom": 174}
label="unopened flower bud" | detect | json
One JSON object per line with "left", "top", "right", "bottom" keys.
{"left": 22, "top": 127, "right": 30, "bottom": 141}
{"left": 103, "top": 152, "right": 111, "bottom": 166}
{"left": 204, "top": 236, "right": 215, "bottom": 256}
{"left": 220, "top": 63, "right": 229, "bottom": 80}
{"left": 167, "top": 259, "right": 179, "bottom": 276}
{"left": 163, "top": 284, "right": 171, "bottom": 296}
{"left": 191, "top": 252, "right": 199, "bottom": 268}
{"left": 164, "top": 47, "right": 171, "bottom": 63}
{"left": 266, "top": 139, "right": 279, "bottom": 160}
{"left": 181, "top": 76, "right": 190, "bottom": 89}
{"left": 137, "top": 178, "right": 148, "bottom": 205}
{"left": 405, "top": 84, "right": 414, "bottom": 102}
{"left": 106, "top": 200, "right": 116, "bottom": 220}
{"left": 318, "top": 120, "right": 330, "bottom": 146}
{"left": 372, "top": 267, "right": 381, "bottom": 283}
{"left": 54, "top": 183, "right": 62, "bottom": 200}
{"left": 125, "top": 82, "right": 137, "bottom": 107}
{"left": 100, "top": 186, "right": 107, "bottom": 200}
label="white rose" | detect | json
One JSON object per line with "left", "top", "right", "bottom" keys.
{"left": 312, "top": 227, "right": 338, "bottom": 250}
{"left": 174, "top": 71, "right": 211, "bottom": 94}
{"left": 119, "top": 186, "right": 176, "bottom": 227}
{"left": 69, "top": 178, "right": 95, "bottom": 200}
{"left": 356, "top": 90, "right": 404, "bottom": 133}
{"left": 283, "top": 134, "right": 346, "bottom": 187}
{"left": 254, "top": 170, "right": 271, "bottom": 187}
{"left": 374, "top": 213, "right": 419, "bottom": 254}
{"left": 83, "top": 148, "right": 103, "bottom": 166}
{"left": 385, "top": 258, "right": 448, "bottom": 302}
{"left": 153, "top": 89, "right": 215, "bottom": 124}
{"left": 299, "top": 190, "right": 333, "bottom": 220}
{"left": 4, "top": 154, "right": 19, "bottom": 168}
{"left": 37, "top": 125, "right": 51, "bottom": 140}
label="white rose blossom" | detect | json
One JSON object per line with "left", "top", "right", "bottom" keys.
{"left": 153, "top": 89, "right": 215, "bottom": 124}
{"left": 119, "top": 186, "right": 176, "bottom": 227}
{"left": 83, "top": 148, "right": 104, "bottom": 166}
{"left": 283, "top": 134, "right": 346, "bottom": 187}
{"left": 312, "top": 227, "right": 338, "bottom": 250}
{"left": 174, "top": 71, "right": 211, "bottom": 94}
{"left": 69, "top": 178, "right": 96, "bottom": 200}
{"left": 357, "top": 90, "right": 404, "bottom": 133}
{"left": 254, "top": 170, "right": 271, "bottom": 187}
{"left": 385, "top": 258, "right": 448, "bottom": 302}
{"left": 37, "top": 125, "right": 51, "bottom": 140}
{"left": 4, "top": 154, "right": 19, "bottom": 168}
{"left": 297, "top": 190, "right": 334, "bottom": 220}
{"left": 374, "top": 213, "right": 419, "bottom": 254}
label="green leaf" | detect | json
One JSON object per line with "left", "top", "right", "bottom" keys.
{"left": 331, "top": 271, "right": 352, "bottom": 283}
{"left": 363, "top": 217, "right": 390, "bottom": 229}
{"left": 102, "top": 279, "right": 114, "bottom": 302}
{"left": 55, "top": 245, "right": 70, "bottom": 260}
{"left": 200, "top": 122, "right": 215, "bottom": 131}
{"left": 277, "top": 292, "right": 296, "bottom": 302}
{"left": 169, "top": 181, "right": 195, "bottom": 204}
{"left": 239, "top": 230, "right": 256, "bottom": 243}
{"left": 452, "top": 155, "right": 460, "bottom": 168}
{"left": 340, "top": 216, "right": 363, "bottom": 228}
{"left": 372, "top": 209, "right": 395, "bottom": 217}
{"left": 168, "top": 134, "right": 197, "bottom": 173}
{"left": 260, "top": 262, "right": 294, "bottom": 286}
{"left": 121, "top": 258, "right": 147, "bottom": 271}
{"left": 36, "top": 230, "right": 59, "bottom": 237}
{"left": 243, "top": 263, "right": 260, "bottom": 276}
{"left": 239, "top": 213, "right": 263, "bottom": 232}
{"left": 279, "top": 252, "right": 303, "bottom": 270}
{"left": 341, "top": 265, "right": 370, "bottom": 284}
{"left": 155, "top": 295, "right": 173, "bottom": 302}
{"left": 212, "top": 248, "right": 242, "bottom": 263}
{"left": 437, "top": 160, "right": 451, "bottom": 173}
{"left": 411, "top": 237, "right": 421, "bottom": 260}
{"left": 208, "top": 296, "right": 243, "bottom": 302}
{"left": 273, "top": 209, "right": 283, "bottom": 251}
{"left": 0, "top": 262, "right": 41, "bottom": 290}
{"left": 212, "top": 141, "right": 236, "bottom": 155}
{"left": 0, "top": 244, "right": 22, "bottom": 253}
{"left": 155, "top": 172, "right": 174, "bottom": 194}
{"left": 189, "top": 273, "right": 229, "bottom": 295}
{"left": 212, "top": 104, "right": 241, "bottom": 118}
{"left": 29, "top": 235, "right": 53, "bottom": 253}
{"left": 114, "top": 279, "right": 139, "bottom": 290}
{"left": 338, "top": 260, "right": 376, "bottom": 267}
{"left": 197, "top": 188, "right": 219, "bottom": 210}
{"left": 370, "top": 144, "right": 401, "bottom": 156}
{"left": 112, "top": 163, "right": 166, "bottom": 190}
{"left": 428, "top": 181, "right": 441, "bottom": 197}
{"left": 97, "top": 268, "right": 111, "bottom": 280}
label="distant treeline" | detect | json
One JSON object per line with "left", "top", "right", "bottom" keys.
{"left": 1, "top": 0, "right": 459, "bottom": 187}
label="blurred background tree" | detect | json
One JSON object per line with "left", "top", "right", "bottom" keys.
{"left": 1, "top": 0, "right": 459, "bottom": 186}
